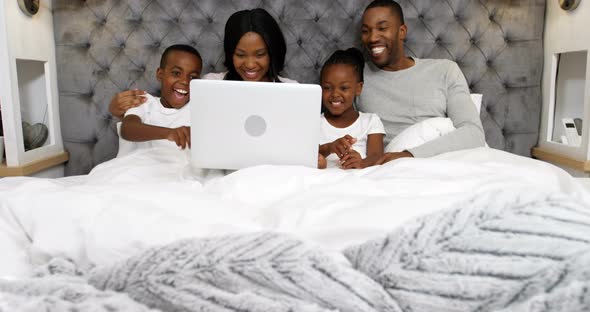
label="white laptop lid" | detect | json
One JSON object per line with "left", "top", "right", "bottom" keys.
{"left": 190, "top": 79, "right": 321, "bottom": 170}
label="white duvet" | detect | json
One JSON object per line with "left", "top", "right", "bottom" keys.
{"left": 0, "top": 147, "right": 587, "bottom": 279}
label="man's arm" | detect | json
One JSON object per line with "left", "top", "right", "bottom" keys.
{"left": 408, "top": 62, "right": 485, "bottom": 158}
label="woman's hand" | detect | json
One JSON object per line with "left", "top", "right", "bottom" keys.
{"left": 109, "top": 90, "right": 148, "bottom": 119}
{"left": 167, "top": 126, "right": 191, "bottom": 149}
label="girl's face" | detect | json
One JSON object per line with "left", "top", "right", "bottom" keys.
{"left": 233, "top": 32, "right": 271, "bottom": 82}
{"left": 321, "top": 64, "right": 363, "bottom": 116}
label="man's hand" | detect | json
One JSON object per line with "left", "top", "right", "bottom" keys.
{"left": 109, "top": 89, "right": 148, "bottom": 119}
{"left": 375, "top": 151, "right": 414, "bottom": 165}
{"left": 167, "top": 126, "right": 191, "bottom": 149}
{"left": 340, "top": 150, "right": 363, "bottom": 169}
{"left": 330, "top": 135, "right": 357, "bottom": 158}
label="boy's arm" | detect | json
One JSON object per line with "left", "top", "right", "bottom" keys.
{"left": 120, "top": 115, "right": 171, "bottom": 142}
{"left": 121, "top": 115, "right": 191, "bottom": 149}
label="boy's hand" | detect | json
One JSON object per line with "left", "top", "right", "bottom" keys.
{"left": 166, "top": 126, "right": 191, "bottom": 149}
{"left": 330, "top": 135, "right": 357, "bottom": 159}
{"left": 109, "top": 89, "right": 148, "bottom": 119}
{"left": 340, "top": 150, "right": 363, "bottom": 169}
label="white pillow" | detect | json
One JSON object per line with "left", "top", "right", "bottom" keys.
{"left": 386, "top": 117, "right": 455, "bottom": 153}
{"left": 471, "top": 93, "right": 483, "bottom": 114}
{"left": 116, "top": 122, "right": 137, "bottom": 157}
{"left": 385, "top": 94, "right": 483, "bottom": 153}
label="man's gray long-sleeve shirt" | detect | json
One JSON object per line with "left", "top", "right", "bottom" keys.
{"left": 357, "top": 58, "right": 486, "bottom": 158}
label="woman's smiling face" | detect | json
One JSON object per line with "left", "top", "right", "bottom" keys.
{"left": 232, "top": 32, "right": 271, "bottom": 82}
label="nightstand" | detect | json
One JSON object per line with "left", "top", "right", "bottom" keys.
{"left": 0, "top": 0, "right": 66, "bottom": 177}
{"left": 536, "top": 49, "right": 589, "bottom": 177}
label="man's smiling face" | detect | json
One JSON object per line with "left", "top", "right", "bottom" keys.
{"left": 361, "top": 6, "right": 406, "bottom": 70}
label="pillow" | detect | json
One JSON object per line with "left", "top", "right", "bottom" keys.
{"left": 385, "top": 94, "right": 484, "bottom": 153}
{"left": 116, "top": 122, "right": 137, "bottom": 158}
{"left": 385, "top": 117, "right": 455, "bottom": 153}
{"left": 471, "top": 93, "right": 483, "bottom": 114}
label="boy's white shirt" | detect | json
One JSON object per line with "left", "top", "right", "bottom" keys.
{"left": 319, "top": 112, "right": 385, "bottom": 168}
{"left": 117, "top": 94, "right": 190, "bottom": 156}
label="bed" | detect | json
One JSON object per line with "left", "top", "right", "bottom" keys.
{"left": 2, "top": 0, "right": 590, "bottom": 311}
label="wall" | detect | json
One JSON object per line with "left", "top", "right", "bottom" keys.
{"left": 0, "top": 0, "right": 64, "bottom": 174}
{"left": 539, "top": 0, "right": 590, "bottom": 160}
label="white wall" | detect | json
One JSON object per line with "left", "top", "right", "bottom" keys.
{"left": 0, "top": 0, "right": 64, "bottom": 168}
{"left": 540, "top": 1, "right": 590, "bottom": 160}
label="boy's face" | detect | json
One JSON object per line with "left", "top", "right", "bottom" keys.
{"left": 157, "top": 51, "right": 202, "bottom": 109}
{"left": 321, "top": 64, "right": 363, "bottom": 117}
{"left": 361, "top": 6, "right": 406, "bottom": 70}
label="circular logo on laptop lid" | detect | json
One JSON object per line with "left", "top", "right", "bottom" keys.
{"left": 244, "top": 115, "right": 267, "bottom": 137}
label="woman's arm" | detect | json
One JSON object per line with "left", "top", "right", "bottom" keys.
{"left": 109, "top": 90, "right": 148, "bottom": 119}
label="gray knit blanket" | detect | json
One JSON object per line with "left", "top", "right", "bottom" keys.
{"left": 1, "top": 190, "right": 589, "bottom": 312}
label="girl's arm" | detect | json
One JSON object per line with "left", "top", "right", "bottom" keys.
{"left": 360, "top": 133, "right": 384, "bottom": 167}
{"left": 340, "top": 133, "right": 384, "bottom": 169}
{"left": 319, "top": 135, "right": 356, "bottom": 158}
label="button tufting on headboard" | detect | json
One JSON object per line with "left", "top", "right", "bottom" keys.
{"left": 52, "top": 0, "right": 546, "bottom": 175}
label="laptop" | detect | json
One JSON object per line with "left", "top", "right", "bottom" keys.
{"left": 189, "top": 79, "right": 321, "bottom": 170}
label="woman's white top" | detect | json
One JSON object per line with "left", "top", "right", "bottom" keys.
{"left": 202, "top": 72, "right": 298, "bottom": 83}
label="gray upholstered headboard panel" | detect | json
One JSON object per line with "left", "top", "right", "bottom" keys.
{"left": 53, "top": 0, "right": 546, "bottom": 176}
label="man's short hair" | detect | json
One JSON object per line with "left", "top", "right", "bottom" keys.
{"left": 365, "top": 0, "right": 405, "bottom": 25}
{"left": 160, "top": 44, "right": 202, "bottom": 68}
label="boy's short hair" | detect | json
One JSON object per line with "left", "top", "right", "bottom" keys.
{"left": 365, "top": 0, "right": 405, "bottom": 25}
{"left": 160, "top": 44, "right": 202, "bottom": 68}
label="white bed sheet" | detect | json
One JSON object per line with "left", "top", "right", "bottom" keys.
{"left": 0, "top": 147, "right": 587, "bottom": 278}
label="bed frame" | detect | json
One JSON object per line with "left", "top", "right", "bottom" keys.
{"left": 53, "top": 0, "right": 546, "bottom": 175}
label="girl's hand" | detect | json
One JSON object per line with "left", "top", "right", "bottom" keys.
{"left": 109, "top": 89, "right": 148, "bottom": 119}
{"left": 340, "top": 150, "right": 363, "bottom": 169}
{"left": 330, "top": 135, "right": 357, "bottom": 159}
{"left": 167, "top": 126, "right": 191, "bottom": 149}
{"left": 318, "top": 153, "right": 327, "bottom": 169}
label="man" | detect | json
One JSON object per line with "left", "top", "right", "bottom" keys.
{"left": 358, "top": 0, "right": 486, "bottom": 164}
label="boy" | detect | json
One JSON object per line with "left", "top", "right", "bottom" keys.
{"left": 120, "top": 44, "right": 202, "bottom": 150}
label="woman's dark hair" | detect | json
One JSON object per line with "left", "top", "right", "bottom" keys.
{"left": 223, "top": 8, "right": 287, "bottom": 82}
{"left": 320, "top": 48, "right": 365, "bottom": 82}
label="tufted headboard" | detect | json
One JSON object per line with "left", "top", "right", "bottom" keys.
{"left": 53, "top": 0, "right": 546, "bottom": 176}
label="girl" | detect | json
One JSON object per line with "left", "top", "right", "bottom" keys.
{"left": 318, "top": 48, "right": 385, "bottom": 169}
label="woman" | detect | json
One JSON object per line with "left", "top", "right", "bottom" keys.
{"left": 109, "top": 8, "right": 295, "bottom": 119}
